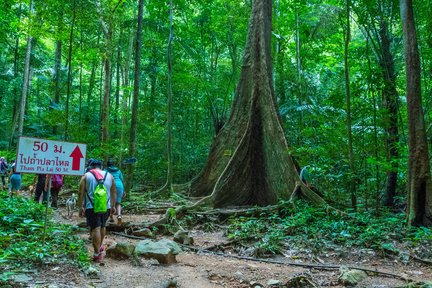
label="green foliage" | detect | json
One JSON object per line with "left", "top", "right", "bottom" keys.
{"left": 227, "top": 201, "right": 432, "bottom": 257}
{"left": 0, "top": 191, "right": 89, "bottom": 279}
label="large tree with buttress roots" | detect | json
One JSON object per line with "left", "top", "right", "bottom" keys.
{"left": 189, "top": 0, "right": 325, "bottom": 208}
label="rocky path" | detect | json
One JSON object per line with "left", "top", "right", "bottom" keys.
{"left": 28, "top": 206, "right": 432, "bottom": 288}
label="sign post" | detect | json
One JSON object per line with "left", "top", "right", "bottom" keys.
{"left": 16, "top": 137, "right": 87, "bottom": 241}
{"left": 16, "top": 137, "right": 87, "bottom": 176}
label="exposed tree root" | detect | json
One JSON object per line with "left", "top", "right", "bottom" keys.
{"left": 177, "top": 244, "right": 411, "bottom": 282}
{"left": 380, "top": 243, "right": 432, "bottom": 266}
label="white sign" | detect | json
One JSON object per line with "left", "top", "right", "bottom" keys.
{"left": 16, "top": 137, "right": 87, "bottom": 176}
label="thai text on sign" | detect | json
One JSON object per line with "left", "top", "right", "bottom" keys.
{"left": 16, "top": 137, "right": 87, "bottom": 176}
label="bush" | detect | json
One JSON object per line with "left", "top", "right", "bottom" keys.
{"left": 0, "top": 191, "right": 89, "bottom": 280}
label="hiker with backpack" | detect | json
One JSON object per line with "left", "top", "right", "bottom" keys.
{"left": 46, "top": 174, "right": 64, "bottom": 209}
{"left": 106, "top": 159, "right": 125, "bottom": 225}
{"left": 0, "top": 157, "right": 8, "bottom": 190}
{"left": 77, "top": 159, "right": 116, "bottom": 262}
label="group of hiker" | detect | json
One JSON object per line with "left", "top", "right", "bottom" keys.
{"left": 0, "top": 157, "right": 20, "bottom": 195}
{"left": 1, "top": 155, "right": 126, "bottom": 263}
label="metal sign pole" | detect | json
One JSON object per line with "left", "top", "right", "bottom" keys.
{"left": 42, "top": 174, "right": 52, "bottom": 242}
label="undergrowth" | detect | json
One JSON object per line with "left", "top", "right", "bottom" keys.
{"left": 227, "top": 201, "right": 432, "bottom": 257}
{"left": 0, "top": 191, "right": 89, "bottom": 281}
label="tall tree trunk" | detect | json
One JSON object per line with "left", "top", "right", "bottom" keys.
{"left": 52, "top": 39, "right": 62, "bottom": 136}
{"left": 53, "top": 40, "right": 62, "bottom": 106}
{"left": 96, "top": 0, "right": 112, "bottom": 148}
{"left": 344, "top": 0, "right": 356, "bottom": 210}
{"left": 121, "top": 30, "right": 134, "bottom": 161}
{"left": 8, "top": 20, "right": 21, "bottom": 149}
{"left": 114, "top": 32, "right": 122, "bottom": 138}
{"left": 52, "top": 7, "right": 63, "bottom": 136}
{"left": 101, "top": 56, "right": 111, "bottom": 144}
{"left": 18, "top": 0, "right": 34, "bottom": 137}
{"left": 380, "top": 20, "right": 399, "bottom": 207}
{"left": 400, "top": 0, "right": 432, "bottom": 226}
{"left": 165, "top": 0, "right": 174, "bottom": 190}
{"left": 64, "top": 0, "right": 76, "bottom": 141}
{"left": 295, "top": 4, "right": 303, "bottom": 145}
{"left": 190, "top": 0, "right": 325, "bottom": 208}
{"left": 86, "top": 61, "right": 97, "bottom": 124}
{"left": 125, "top": 0, "right": 144, "bottom": 194}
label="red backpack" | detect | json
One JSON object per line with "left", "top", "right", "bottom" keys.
{"left": 51, "top": 174, "right": 63, "bottom": 189}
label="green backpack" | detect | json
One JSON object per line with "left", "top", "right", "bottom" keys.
{"left": 89, "top": 171, "right": 108, "bottom": 213}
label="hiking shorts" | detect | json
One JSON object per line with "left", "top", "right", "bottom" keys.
{"left": 116, "top": 185, "right": 124, "bottom": 204}
{"left": 10, "top": 174, "right": 22, "bottom": 190}
{"left": 85, "top": 209, "right": 110, "bottom": 230}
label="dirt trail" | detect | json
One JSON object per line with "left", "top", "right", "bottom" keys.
{"left": 31, "top": 205, "right": 432, "bottom": 288}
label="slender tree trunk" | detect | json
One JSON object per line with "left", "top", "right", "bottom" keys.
{"left": 101, "top": 55, "right": 111, "bottom": 144}
{"left": 65, "top": 0, "right": 76, "bottom": 141}
{"left": 165, "top": 0, "right": 174, "bottom": 190}
{"left": 114, "top": 32, "right": 122, "bottom": 137}
{"left": 18, "top": 0, "right": 34, "bottom": 137}
{"left": 121, "top": 30, "right": 134, "bottom": 161}
{"left": 53, "top": 40, "right": 62, "bottom": 105}
{"left": 380, "top": 20, "right": 399, "bottom": 207}
{"left": 9, "top": 4, "right": 22, "bottom": 149}
{"left": 86, "top": 62, "right": 97, "bottom": 124}
{"left": 52, "top": 7, "right": 63, "bottom": 136}
{"left": 125, "top": 0, "right": 144, "bottom": 194}
{"left": 344, "top": 0, "right": 356, "bottom": 210}
{"left": 400, "top": 0, "right": 432, "bottom": 226}
{"left": 295, "top": 4, "right": 303, "bottom": 145}
{"left": 96, "top": 0, "right": 112, "bottom": 147}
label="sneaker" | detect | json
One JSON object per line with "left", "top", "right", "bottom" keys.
{"left": 93, "top": 253, "right": 103, "bottom": 262}
{"left": 99, "top": 245, "right": 105, "bottom": 253}
{"left": 117, "top": 215, "right": 122, "bottom": 225}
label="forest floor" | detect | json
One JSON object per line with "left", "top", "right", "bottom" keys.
{"left": 18, "top": 193, "right": 432, "bottom": 288}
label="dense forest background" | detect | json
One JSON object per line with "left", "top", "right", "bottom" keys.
{"left": 1, "top": 0, "right": 432, "bottom": 215}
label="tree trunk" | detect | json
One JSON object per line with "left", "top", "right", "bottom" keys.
{"left": 114, "top": 32, "right": 122, "bottom": 138}
{"left": 380, "top": 20, "right": 399, "bottom": 207}
{"left": 18, "top": 0, "right": 34, "bottom": 137}
{"left": 64, "top": 0, "right": 76, "bottom": 141}
{"left": 295, "top": 4, "right": 303, "bottom": 145}
{"left": 190, "top": 0, "right": 315, "bottom": 208}
{"left": 400, "top": 0, "right": 432, "bottom": 226}
{"left": 344, "top": 0, "right": 356, "bottom": 210}
{"left": 165, "top": 0, "right": 174, "bottom": 190}
{"left": 96, "top": 0, "right": 112, "bottom": 147}
{"left": 121, "top": 29, "right": 134, "bottom": 161}
{"left": 125, "top": 0, "right": 144, "bottom": 194}
{"left": 52, "top": 39, "right": 62, "bottom": 136}
{"left": 8, "top": 9, "right": 21, "bottom": 149}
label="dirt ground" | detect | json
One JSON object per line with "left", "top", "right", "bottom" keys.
{"left": 21, "top": 200, "right": 432, "bottom": 288}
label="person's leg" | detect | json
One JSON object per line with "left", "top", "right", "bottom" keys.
{"left": 91, "top": 227, "right": 101, "bottom": 253}
{"left": 51, "top": 189, "right": 59, "bottom": 208}
{"left": 34, "top": 188, "right": 42, "bottom": 202}
{"left": 100, "top": 227, "right": 106, "bottom": 250}
{"left": 116, "top": 203, "right": 122, "bottom": 224}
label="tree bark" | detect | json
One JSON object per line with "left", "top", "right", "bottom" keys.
{"left": 166, "top": 0, "right": 174, "bottom": 190}
{"left": 18, "top": 0, "right": 34, "bottom": 137}
{"left": 190, "top": 0, "right": 315, "bottom": 208}
{"left": 125, "top": 0, "right": 144, "bottom": 194}
{"left": 344, "top": 0, "right": 356, "bottom": 210}
{"left": 380, "top": 19, "right": 399, "bottom": 208}
{"left": 121, "top": 29, "right": 134, "bottom": 162}
{"left": 8, "top": 5, "right": 21, "bottom": 149}
{"left": 64, "top": 0, "right": 76, "bottom": 141}
{"left": 400, "top": 0, "right": 432, "bottom": 226}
